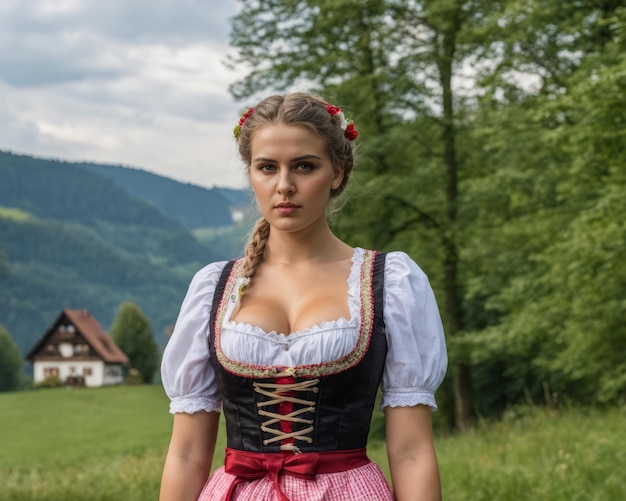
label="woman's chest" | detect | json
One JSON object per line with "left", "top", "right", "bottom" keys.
{"left": 220, "top": 321, "right": 360, "bottom": 367}
{"left": 231, "top": 263, "right": 352, "bottom": 336}
{"left": 211, "top": 248, "right": 382, "bottom": 378}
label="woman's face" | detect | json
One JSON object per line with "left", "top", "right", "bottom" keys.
{"left": 248, "top": 123, "right": 343, "bottom": 235}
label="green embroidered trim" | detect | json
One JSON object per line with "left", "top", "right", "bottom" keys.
{"left": 214, "top": 250, "right": 377, "bottom": 379}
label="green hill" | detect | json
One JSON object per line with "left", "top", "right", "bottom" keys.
{"left": 79, "top": 161, "right": 251, "bottom": 229}
{"left": 0, "top": 151, "right": 183, "bottom": 229}
{"left": 0, "top": 150, "right": 245, "bottom": 359}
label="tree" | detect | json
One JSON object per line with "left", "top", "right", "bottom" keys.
{"left": 456, "top": 1, "right": 626, "bottom": 410}
{"left": 0, "top": 249, "right": 8, "bottom": 276}
{"left": 228, "top": 0, "right": 626, "bottom": 425}
{"left": 229, "top": 0, "right": 502, "bottom": 430}
{"left": 0, "top": 326, "right": 24, "bottom": 392}
{"left": 110, "top": 302, "right": 159, "bottom": 383}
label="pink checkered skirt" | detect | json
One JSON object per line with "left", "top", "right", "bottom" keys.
{"left": 198, "top": 461, "right": 393, "bottom": 501}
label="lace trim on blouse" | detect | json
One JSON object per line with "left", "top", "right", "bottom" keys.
{"left": 214, "top": 248, "right": 378, "bottom": 379}
{"left": 381, "top": 390, "right": 438, "bottom": 410}
{"left": 169, "top": 396, "right": 221, "bottom": 414}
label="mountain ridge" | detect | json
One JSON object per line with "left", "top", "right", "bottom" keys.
{"left": 0, "top": 150, "right": 247, "bottom": 360}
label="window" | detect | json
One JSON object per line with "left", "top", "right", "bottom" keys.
{"left": 83, "top": 367, "right": 92, "bottom": 376}
{"left": 44, "top": 367, "right": 59, "bottom": 378}
{"left": 73, "top": 344, "right": 88, "bottom": 356}
{"left": 106, "top": 367, "right": 120, "bottom": 377}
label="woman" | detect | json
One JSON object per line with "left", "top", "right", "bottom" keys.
{"left": 160, "top": 93, "right": 447, "bottom": 501}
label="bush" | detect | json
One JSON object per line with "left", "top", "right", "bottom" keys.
{"left": 125, "top": 368, "right": 143, "bottom": 385}
{"left": 32, "top": 376, "right": 63, "bottom": 389}
{"left": 0, "top": 326, "right": 24, "bottom": 392}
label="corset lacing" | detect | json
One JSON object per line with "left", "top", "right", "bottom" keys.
{"left": 253, "top": 377, "right": 319, "bottom": 453}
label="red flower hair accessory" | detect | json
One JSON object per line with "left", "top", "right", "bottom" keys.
{"left": 325, "top": 103, "right": 358, "bottom": 141}
{"left": 233, "top": 107, "right": 255, "bottom": 139}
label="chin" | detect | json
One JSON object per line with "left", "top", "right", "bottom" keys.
{"left": 269, "top": 219, "right": 312, "bottom": 233}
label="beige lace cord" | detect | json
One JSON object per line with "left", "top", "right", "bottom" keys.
{"left": 254, "top": 378, "right": 320, "bottom": 453}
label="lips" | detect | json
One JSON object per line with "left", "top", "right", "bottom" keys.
{"left": 274, "top": 202, "right": 301, "bottom": 214}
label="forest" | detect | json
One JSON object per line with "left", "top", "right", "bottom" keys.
{"left": 0, "top": 151, "right": 248, "bottom": 358}
{"left": 228, "top": 0, "right": 625, "bottom": 429}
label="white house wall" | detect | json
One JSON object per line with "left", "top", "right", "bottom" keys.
{"left": 33, "top": 361, "right": 109, "bottom": 387}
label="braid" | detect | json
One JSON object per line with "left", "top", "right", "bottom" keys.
{"left": 242, "top": 217, "right": 271, "bottom": 280}
{"left": 231, "top": 217, "right": 270, "bottom": 318}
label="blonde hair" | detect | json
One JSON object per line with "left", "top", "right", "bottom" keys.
{"left": 232, "top": 92, "right": 357, "bottom": 314}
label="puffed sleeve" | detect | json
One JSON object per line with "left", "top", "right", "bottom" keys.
{"left": 161, "top": 261, "right": 227, "bottom": 414}
{"left": 381, "top": 252, "right": 448, "bottom": 410}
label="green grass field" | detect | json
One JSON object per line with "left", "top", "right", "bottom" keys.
{"left": 0, "top": 386, "right": 623, "bottom": 500}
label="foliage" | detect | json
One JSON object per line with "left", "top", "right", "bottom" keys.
{"left": 0, "top": 249, "right": 7, "bottom": 278}
{"left": 460, "top": 3, "right": 626, "bottom": 411}
{"left": 0, "top": 151, "right": 247, "bottom": 358}
{"left": 125, "top": 368, "right": 144, "bottom": 385}
{"left": 0, "top": 151, "right": 180, "bottom": 229}
{"left": 110, "top": 303, "right": 160, "bottom": 384}
{"left": 229, "top": 0, "right": 626, "bottom": 424}
{"left": 80, "top": 162, "right": 237, "bottom": 230}
{"left": 193, "top": 222, "right": 250, "bottom": 261}
{"left": 229, "top": 0, "right": 494, "bottom": 429}
{"left": 0, "top": 326, "right": 24, "bottom": 392}
{"left": 0, "top": 206, "right": 33, "bottom": 221}
{"left": 0, "top": 215, "right": 191, "bottom": 356}
{"left": 32, "top": 376, "right": 64, "bottom": 389}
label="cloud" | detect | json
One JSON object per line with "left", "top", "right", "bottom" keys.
{"left": 0, "top": 0, "right": 235, "bottom": 43}
{"left": 0, "top": 0, "right": 237, "bottom": 90}
{"left": 0, "top": 30, "right": 125, "bottom": 87}
{"left": 0, "top": 0, "right": 248, "bottom": 188}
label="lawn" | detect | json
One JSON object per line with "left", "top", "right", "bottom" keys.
{"left": 0, "top": 386, "right": 623, "bottom": 500}
{"left": 0, "top": 385, "right": 173, "bottom": 501}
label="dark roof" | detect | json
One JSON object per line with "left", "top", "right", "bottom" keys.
{"left": 27, "top": 309, "right": 129, "bottom": 364}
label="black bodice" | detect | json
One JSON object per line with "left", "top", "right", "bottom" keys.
{"left": 208, "top": 252, "right": 387, "bottom": 453}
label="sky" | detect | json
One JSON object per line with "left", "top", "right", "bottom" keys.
{"left": 0, "top": 0, "right": 252, "bottom": 189}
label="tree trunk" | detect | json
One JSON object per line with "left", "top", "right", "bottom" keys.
{"left": 438, "top": 22, "right": 473, "bottom": 431}
{"left": 453, "top": 363, "right": 473, "bottom": 431}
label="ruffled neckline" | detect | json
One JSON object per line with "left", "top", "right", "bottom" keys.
{"left": 223, "top": 247, "right": 363, "bottom": 339}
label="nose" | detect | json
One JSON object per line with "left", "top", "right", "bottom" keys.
{"left": 277, "top": 169, "right": 295, "bottom": 195}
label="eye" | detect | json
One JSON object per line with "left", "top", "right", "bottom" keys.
{"left": 257, "top": 163, "right": 277, "bottom": 172}
{"left": 294, "top": 162, "right": 314, "bottom": 172}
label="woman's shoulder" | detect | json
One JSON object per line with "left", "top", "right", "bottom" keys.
{"left": 375, "top": 250, "right": 429, "bottom": 281}
{"left": 184, "top": 260, "right": 233, "bottom": 297}
{"left": 192, "top": 260, "right": 231, "bottom": 280}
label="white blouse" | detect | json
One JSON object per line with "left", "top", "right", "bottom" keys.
{"left": 161, "top": 248, "right": 448, "bottom": 415}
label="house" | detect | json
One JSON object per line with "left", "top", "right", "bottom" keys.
{"left": 27, "top": 309, "right": 129, "bottom": 387}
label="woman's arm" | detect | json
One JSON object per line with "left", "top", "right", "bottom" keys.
{"left": 160, "top": 411, "right": 220, "bottom": 501}
{"left": 385, "top": 405, "right": 442, "bottom": 501}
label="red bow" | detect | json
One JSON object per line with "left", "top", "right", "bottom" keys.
{"left": 225, "top": 450, "right": 319, "bottom": 501}
{"left": 223, "top": 448, "right": 369, "bottom": 501}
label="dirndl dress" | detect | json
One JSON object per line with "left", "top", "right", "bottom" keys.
{"left": 161, "top": 248, "right": 448, "bottom": 501}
